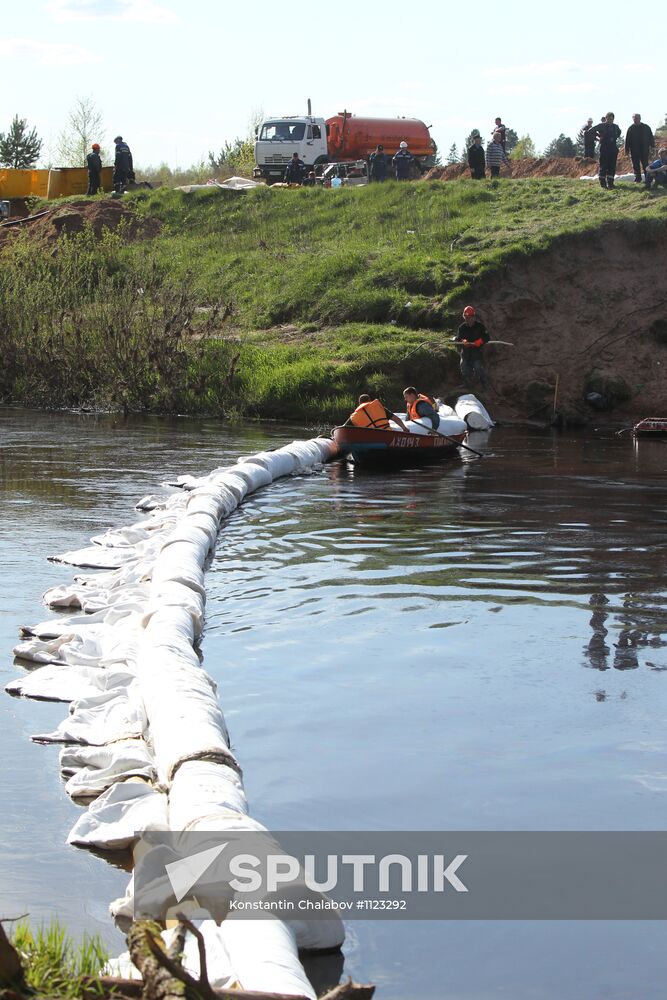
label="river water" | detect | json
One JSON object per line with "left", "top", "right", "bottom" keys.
{"left": 1, "top": 407, "right": 667, "bottom": 999}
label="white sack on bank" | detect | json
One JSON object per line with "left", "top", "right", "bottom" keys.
{"left": 67, "top": 781, "right": 169, "bottom": 849}
{"left": 33, "top": 682, "right": 146, "bottom": 744}
{"left": 455, "top": 393, "right": 495, "bottom": 430}
{"left": 6, "top": 664, "right": 134, "bottom": 703}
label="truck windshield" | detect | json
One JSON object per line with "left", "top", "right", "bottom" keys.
{"left": 259, "top": 122, "right": 306, "bottom": 141}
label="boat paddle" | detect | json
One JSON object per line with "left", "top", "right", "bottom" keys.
{"left": 410, "top": 419, "right": 484, "bottom": 458}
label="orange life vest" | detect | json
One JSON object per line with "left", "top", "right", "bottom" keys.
{"left": 407, "top": 394, "right": 435, "bottom": 421}
{"left": 350, "top": 398, "right": 390, "bottom": 430}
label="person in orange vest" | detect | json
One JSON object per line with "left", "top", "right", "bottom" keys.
{"left": 402, "top": 387, "right": 440, "bottom": 430}
{"left": 346, "top": 394, "right": 409, "bottom": 431}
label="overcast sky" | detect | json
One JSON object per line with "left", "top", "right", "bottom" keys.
{"left": 2, "top": 0, "right": 664, "bottom": 168}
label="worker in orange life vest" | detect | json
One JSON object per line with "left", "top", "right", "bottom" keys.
{"left": 402, "top": 387, "right": 440, "bottom": 430}
{"left": 346, "top": 394, "right": 409, "bottom": 432}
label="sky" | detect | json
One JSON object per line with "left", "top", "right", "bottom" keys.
{"left": 1, "top": 0, "right": 665, "bottom": 169}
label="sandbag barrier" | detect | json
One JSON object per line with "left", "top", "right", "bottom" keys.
{"left": 6, "top": 436, "right": 342, "bottom": 998}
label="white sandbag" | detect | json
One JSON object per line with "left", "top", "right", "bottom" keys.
{"left": 164, "top": 918, "right": 237, "bottom": 990}
{"left": 6, "top": 664, "right": 134, "bottom": 703}
{"left": 151, "top": 545, "right": 206, "bottom": 599}
{"left": 137, "top": 610, "right": 232, "bottom": 781}
{"left": 287, "top": 916, "right": 345, "bottom": 954}
{"left": 63, "top": 741, "right": 156, "bottom": 798}
{"left": 241, "top": 450, "right": 296, "bottom": 479}
{"left": 91, "top": 525, "right": 152, "bottom": 548}
{"left": 437, "top": 402, "right": 456, "bottom": 417}
{"left": 455, "top": 393, "right": 495, "bottom": 430}
{"left": 33, "top": 682, "right": 146, "bottom": 744}
{"left": 220, "top": 918, "right": 315, "bottom": 1000}
{"left": 231, "top": 462, "right": 273, "bottom": 492}
{"left": 437, "top": 416, "right": 467, "bottom": 436}
{"left": 312, "top": 437, "right": 339, "bottom": 462}
{"left": 403, "top": 419, "right": 433, "bottom": 436}
{"left": 60, "top": 739, "right": 153, "bottom": 776}
{"left": 168, "top": 760, "right": 247, "bottom": 829}
{"left": 20, "top": 609, "right": 111, "bottom": 639}
{"left": 51, "top": 545, "right": 143, "bottom": 569}
{"left": 135, "top": 494, "right": 168, "bottom": 511}
{"left": 145, "top": 582, "right": 206, "bottom": 635}
{"left": 209, "top": 471, "right": 249, "bottom": 503}
{"left": 13, "top": 633, "right": 80, "bottom": 664}
{"left": 67, "top": 781, "right": 169, "bottom": 849}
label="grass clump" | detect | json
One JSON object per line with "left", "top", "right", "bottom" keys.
{"left": 9, "top": 919, "right": 108, "bottom": 997}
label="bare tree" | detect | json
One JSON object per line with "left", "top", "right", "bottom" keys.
{"left": 56, "top": 96, "right": 106, "bottom": 167}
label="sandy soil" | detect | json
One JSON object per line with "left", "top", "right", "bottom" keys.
{"left": 457, "top": 224, "right": 667, "bottom": 424}
{"left": 425, "top": 153, "right": 636, "bottom": 182}
{"left": 0, "top": 199, "right": 160, "bottom": 247}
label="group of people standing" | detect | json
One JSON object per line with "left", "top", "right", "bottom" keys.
{"left": 85, "top": 136, "right": 134, "bottom": 195}
{"left": 580, "top": 112, "right": 659, "bottom": 189}
{"left": 467, "top": 118, "right": 512, "bottom": 179}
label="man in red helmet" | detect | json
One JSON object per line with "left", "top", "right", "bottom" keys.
{"left": 455, "top": 306, "right": 490, "bottom": 389}
{"left": 86, "top": 142, "right": 102, "bottom": 195}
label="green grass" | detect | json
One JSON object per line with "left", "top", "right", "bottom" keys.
{"left": 9, "top": 919, "right": 108, "bottom": 997}
{"left": 2, "top": 178, "right": 666, "bottom": 420}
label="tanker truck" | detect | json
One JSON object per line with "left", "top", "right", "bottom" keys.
{"left": 253, "top": 107, "right": 436, "bottom": 183}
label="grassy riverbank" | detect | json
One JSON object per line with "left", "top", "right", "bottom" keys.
{"left": 1, "top": 179, "right": 665, "bottom": 420}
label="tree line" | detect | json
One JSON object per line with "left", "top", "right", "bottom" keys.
{"left": 3, "top": 101, "right": 667, "bottom": 178}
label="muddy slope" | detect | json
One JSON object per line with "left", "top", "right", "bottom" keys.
{"left": 425, "top": 153, "right": 635, "bottom": 182}
{"left": 0, "top": 199, "right": 160, "bottom": 248}
{"left": 462, "top": 221, "right": 667, "bottom": 422}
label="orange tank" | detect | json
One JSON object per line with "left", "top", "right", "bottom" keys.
{"left": 325, "top": 113, "right": 436, "bottom": 162}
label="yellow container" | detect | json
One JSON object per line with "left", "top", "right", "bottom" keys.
{"left": 47, "top": 166, "right": 115, "bottom": 199}
{"left": 30, "top": 169, "right": 49, "bottom": 197}
{"left": 0, "top": 169, "right": 35, "bottom": 198}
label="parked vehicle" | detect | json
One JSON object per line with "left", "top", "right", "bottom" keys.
{"left": 254, "top": 103, "right": 436, "bottom": 183}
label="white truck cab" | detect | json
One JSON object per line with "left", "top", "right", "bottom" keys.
{"left": 254, "top": 115, "right": 329, "bottom": 182}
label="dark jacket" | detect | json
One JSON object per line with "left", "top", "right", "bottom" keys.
{"left": 114, "top": 141, "right": 133, "bottom": 176}
{"left": 582, "top": 125, "right": 596, "bottom": 157}
{"left": 456, "top": 320, "right": 490, "bottom": 356}
{"left": 593, "top": 122, "right": 621, "bottom": 151}
{"left": 369, "top": 150, "right": 388, "bottom": 181}
{"left": 467, "top": 143, "right": 485, "bottom": 173}
{"left": 86, "top": 151, "right": 102, "bottom": 176}
{"left": 625, "top": 122, "right": 654, "bottom": 156}
{"left": 392, "top": 148, "right": 414, "bottom": 179}
{"left": 284, "top": 158, "right": 305, "bottom": 183}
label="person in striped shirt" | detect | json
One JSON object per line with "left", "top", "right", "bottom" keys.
{"left": 486, "top": 132, "right": 511, "bottom": 178}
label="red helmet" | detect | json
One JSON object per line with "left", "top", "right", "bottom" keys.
{"left": 92, "top": 143, "right": 100, "bottom": 150}
{"left": 462, "top": 305, "right": 476, "bottom": 318}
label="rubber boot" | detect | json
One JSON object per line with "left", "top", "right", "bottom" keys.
{"left": 599, "top": 176, "right": 607, "bottom": 189}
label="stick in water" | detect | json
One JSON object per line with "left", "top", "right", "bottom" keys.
{"left": 410, "top": 419, "right": 484, "bottom": 458}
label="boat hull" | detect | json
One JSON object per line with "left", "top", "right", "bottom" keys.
{"left": 633, "top": 417, "right": 667, "bottom": 437}
{"left": 332, "top": 425, "right": 464, "bottom": 466}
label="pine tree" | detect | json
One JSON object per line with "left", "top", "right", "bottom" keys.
{"left": 543, "top": 134, "right": 576, "bottom": 158}
{"left": 446, "top": 143, "right": 459, "bottom": 165}
{"left": 0, "top": 115, "right": 42, "bottom": 168}
{"left": 504, "top": 128, "right": 519, "bottom": 154}
{"left": 462, "top": 129, "right": 481, "bottom": 155}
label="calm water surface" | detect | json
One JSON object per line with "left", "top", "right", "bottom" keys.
{"left": 1, "top": 407, "right": 667, "bottom": 999}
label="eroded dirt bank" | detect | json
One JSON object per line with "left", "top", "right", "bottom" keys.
{"left": 460, "top": 221, "right": 667, "bottom": 424}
